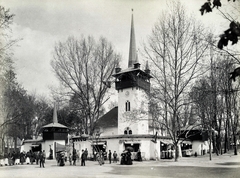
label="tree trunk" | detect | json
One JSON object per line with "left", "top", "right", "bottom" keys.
{"left": 209, "top": 140, "right": 212, "bottom": 161}
{"left": 209, "top": 129, "right": 212, "bottom": 161}
{"left": 233, "top": 134, "right": 238, "bottom": 155}
{"left": 14, "top": 136, "right": 17, "bottom": 152}
{"left": 224, "top": 124, "right": 228, "bottom": 153}
{"left": 174, "top": 143, "right": 179, "bottom": 162}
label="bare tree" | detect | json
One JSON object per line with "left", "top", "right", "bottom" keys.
{"left": 143, "top": 1, "right": 210, "bottom": 161}
{"left": 51, "top": 36, "right": 120, "bottom": 135}
{"left": 0, "top": 6, "right": 18, "bottom": 156}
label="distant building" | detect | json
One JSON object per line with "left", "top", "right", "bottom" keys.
{"left": 178, "top": 125, "right": 210, "bottom": 156}
{"left": 20, "top": 103, "right": 68, "bottom": 159}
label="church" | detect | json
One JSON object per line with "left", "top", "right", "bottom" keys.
{"left": 71, "top": 12, "right": 173, "bottom": 161}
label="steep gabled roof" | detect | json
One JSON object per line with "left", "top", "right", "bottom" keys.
{"left": 95, "top": 106, "right": 118, "bottom": 128}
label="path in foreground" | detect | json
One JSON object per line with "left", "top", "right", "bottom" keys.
{"left": 0, "top": 153, "right": 239, "bottom": 178}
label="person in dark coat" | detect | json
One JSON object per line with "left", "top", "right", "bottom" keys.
{"left": 39, "top": 151, "right": 45, "bottom": 168}
{"left": 72, "top": 148, "right": 77, "bottom": 166}
{"left": 126, "top": 150, "right": 132, "bottom": 165}
{"left": 120, "top": 152, "right": 126, "bottom": 165}
{"left": 59, "top": 152, "right": 65, "bottom": 166}
{"left": 20, "top": 152, "right": 25, "bottom": 165}
{"left": 108, "top": 150, "right": 112, "bottom": 164}
{"left": 12, "top": 151, "right": 16, "bottom": 165}
{"left": 84, "top": 148, "right": 88, "bottom": 160}
{"left": 81, "top": 149, "right": 86, "bottom": 166}
{"left": 29, "top": 150, "right": 34, "bottom": 164}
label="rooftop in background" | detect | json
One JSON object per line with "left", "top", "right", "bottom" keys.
{"left": 95, "top": 106, "right": 118, "bottom": 128}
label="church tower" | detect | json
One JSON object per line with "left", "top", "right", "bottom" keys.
{"left": 113, "top": 11, "right": 152, "bottom": 136}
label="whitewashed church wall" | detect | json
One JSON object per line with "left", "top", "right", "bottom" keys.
{"left": 118, "top": 88, "right": 149, "bottom": 135}
{"left": 139, "top": 139, "right": 150, "bottom": 160}
{"left": 105, "top": 139, "right": 119, "bottom": 156}
{"left": 100, "top": 127, "right": 118, "bottom": 136}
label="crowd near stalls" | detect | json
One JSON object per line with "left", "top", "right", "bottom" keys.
{"left": 0, "top": 150, "right": 46, "bottom": 166}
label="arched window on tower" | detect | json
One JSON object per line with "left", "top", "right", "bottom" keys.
{"left": 129, "top": 130, "right": 132, "bottom": 135}
{"left": 125, "top": 101, "right": 130, "bottom": 111}
{"left": 124, "top": 127, "right": 132, "bottom": 135}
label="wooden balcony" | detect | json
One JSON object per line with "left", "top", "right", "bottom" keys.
{"left": 115, "top": 78, "right": 150, "bottom": 91}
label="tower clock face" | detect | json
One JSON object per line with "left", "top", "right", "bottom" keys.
{"left": 125, "top": 91, "right": 129, "bottom": 96}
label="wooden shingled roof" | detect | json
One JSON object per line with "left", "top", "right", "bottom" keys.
{"left": 95, "top": 106, "right": 118, "bottom": 128}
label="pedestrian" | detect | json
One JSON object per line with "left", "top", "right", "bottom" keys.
{"left": 35, "top": 151, "right": 39, "bottom": 165}
{"left": 120, "top": 151, "right": 126, "bottom": 165}
{"left": 81, "top": 149, "right": 86, "bottom": 166}
{"left": 108, "top": 150, "right": 112, "bottom": 164}
{"left": 12, "top": 151, "right": 16, "bottom": 165}
{"left": 39, "top": 151, "right": 45, "bottom": 168}
{"left": 20, "top": 152, "right": 25, "bottom": 165}
{"left": 42, "top": 150, "right": 46, "bottom": 159}
{"left": 29, "top": 150, "right": 34, "bottom": 164}
{"left": 69, "top": 153, "right": 72, "bottom": 165}
{"left": 15, "top": 151, "right": 20, "bottom": 165}
{"left": 126, "top": 149, "right": 132, "bottom": 165}
{"left": 113, "top": 151, "right": 117, "bottom": 163}
{"left": 84, "top": 148, "right": 88, "bottom": 161}
{"left": 8, "top": 153, "right": 13, "bottom": 166}
{"left": 136, "top": 149, "right": 142, "bottom": 161}
{"left": 72, "top": 148, "right": 77, "bottom": 166}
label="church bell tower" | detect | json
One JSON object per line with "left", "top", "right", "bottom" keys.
{"left": 113, "top": 10, "right": 152, "bottom": 135}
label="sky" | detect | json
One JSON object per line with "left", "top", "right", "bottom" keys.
{"left": 1, "top": 0, "right": 233, "bottom": 99}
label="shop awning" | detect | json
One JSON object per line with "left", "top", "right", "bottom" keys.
{"left": 124, "top": 141, "right": 141, "bottom": 144}
{"left": 55, "top": 142, "right": 66, "bottom": 152}
{"left": 91, "top": 141, "right": 106, "bottom": 145}
{"left": 160, "top": 140, "right": 173, "bottom": 145}
{"left": 182, "top": 140, "right": 192, "bottom": 145}
{"left": 30, "top": 144, "right": 41, "bottom": 147}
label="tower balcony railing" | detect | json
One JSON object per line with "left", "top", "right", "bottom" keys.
{"left": 115, "top": 79, "right": 150, "bottom": 91}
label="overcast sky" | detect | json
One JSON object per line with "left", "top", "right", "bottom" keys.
{"left": 1, "top": 0, "right": 232, "bottom": 98}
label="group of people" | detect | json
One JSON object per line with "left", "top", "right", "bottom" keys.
{"left": 108, "top": 150, "right": 118, "bottom": 164}
{"left": 120, "top": 149, "right": 133, "bottom": 165}
{"left": 93, "top": 150, "right": 118, "bottom": 165}
{"left": 58, "top": 148, "right": 89, "bottom": 167}
{"left": 2, "top": 148, "right": 139, "bottom": 168}
{"left": 3, "top": 150, "right": 46, "bottom": 167}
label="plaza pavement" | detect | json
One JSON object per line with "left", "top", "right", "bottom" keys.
{"left": 0, "top": 152, "right": 239, "bottom": 178}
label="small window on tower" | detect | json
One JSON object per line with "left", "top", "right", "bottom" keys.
{"left": 125, "top": 101, "right": 130, "bottom": 111}
{"left": 124, "top": 127, "right": 132, "bottom": 135}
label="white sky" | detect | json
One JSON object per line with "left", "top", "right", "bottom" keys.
{"left": 1, "top": 0, "right": 234, "bottom": 98}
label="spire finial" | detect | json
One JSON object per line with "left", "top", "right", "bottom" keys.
{"left": 53, "top": 102, "right": 58, "bottom": 124}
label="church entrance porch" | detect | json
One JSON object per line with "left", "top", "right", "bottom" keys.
{"left": 124, "top": 143, "right": 140, "bottom": 160}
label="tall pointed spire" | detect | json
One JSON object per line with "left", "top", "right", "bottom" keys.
{"left": 53, "top": 102, "right": 58, "bottom": 124}
{"left": 128, "top": 9, "right": 138, "bottom": 68}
